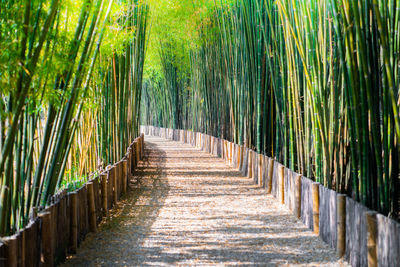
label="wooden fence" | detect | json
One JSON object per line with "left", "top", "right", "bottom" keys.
{"left": 0, "top": 134, "right": 144, "bottom": 267}
{"left": 142, "top": 125, "right": 400, "bottom": 267}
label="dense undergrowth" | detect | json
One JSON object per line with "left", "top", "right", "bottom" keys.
{"left": 140, "top": 0, "right": 400, "bottom": 220}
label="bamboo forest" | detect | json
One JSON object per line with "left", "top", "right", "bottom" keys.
{"left": 141, "top": 0, "right": 400, "bottom": 219}
{"left": 0, "top": 0, "right": 399, "bottom": 266}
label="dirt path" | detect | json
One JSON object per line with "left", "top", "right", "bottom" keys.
{"left": 62, "top": 136, "right": 348, "bottom": 266}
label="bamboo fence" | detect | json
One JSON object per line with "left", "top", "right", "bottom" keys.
{"left": 0, "top": 134, "right": 144, "bottom": 267}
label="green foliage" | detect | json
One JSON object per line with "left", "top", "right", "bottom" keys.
{"left": 144, "top": 0, "right": 217, "bottom": 78}
{"left": 141, "top": 0, "right": 400, "bottom": 220}
{"left": 0, "top": 0, "right": 149, "bottom": 236}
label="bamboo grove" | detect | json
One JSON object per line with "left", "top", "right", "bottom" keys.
{"left": 140, "top": 0, "right": 400, "bottom": 219}
{"left": 0, "top": 0, "right": 148, "bottom": 235}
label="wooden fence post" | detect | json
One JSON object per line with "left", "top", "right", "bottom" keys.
{"left": 122, "top": 159, "right": 128, "bottom": 194}
{"left": 279, "top": 165, "right": 285, "bottom": 204}
{"left": 312, "top": 183, "right": 320, "bottom": 234}
{"left": 267, "top": 158, "right": 274, "bottom": 194}
{"left": 101, "top": 173, "right": 108, "bottom": 217}
{"left": 135, "top": 141, "right": 140, "bottom": 165}
{"left": 366, "top": 211, "right": 378, "bottom": 267}
{"left": 48, "top": 204, "right": 56, "bottom": 261}
{"left": 87, "top": 182, "right": 97, "bottom": 233}
{"left": 137, "top": 138, "right": 141, "bottom": 159}
{"left": 141, "top": 134, "right": 144, "bottom": 158}
{"left": 229, "top": 142, "right": 233, "bottom": 165}
{"left": 224, "top": 140, "right": 227, "bottom": 161}
{"left": 294, "top": 173, "right": 302, "bottom": 219}
{"left": 227, "top": 142, "right": 230, "bottom": 164}
{"left": 112, "top": 167, "right": 118, "bottom": 204}
{"left": 24, "top": 220, "right": 39, "bottom": 266}
{"left": 133, "top": 144, "right": 137, "bottom": 169}
{"left": 258, "top": 154, "right": 264, "bottom": 187}
{"left": 4, "top": 235, "right": 17, "bottom": 267}
{"left": 336, "top": 194, "right": 346, "bottom": 257}
{"left": 70, "top": 192, "right": 78, "bottom": 254}
{"left": 39, "top": 211, "right": 53, "bottom": 266}
{"left": 248, "top": 151, "right": 253, "bottom": 179}
{"left": 126, "top": 150, "right": 131, "bottom": 178}
{"left": 237, "top": 146, "right": 242, "bottom": 170}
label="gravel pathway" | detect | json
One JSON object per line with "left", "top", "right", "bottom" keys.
{"left": 62, "top": 136, "right": 349, "bottom": 266}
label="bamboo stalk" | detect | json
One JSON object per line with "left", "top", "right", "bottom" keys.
{"left": 139, "top": 0, "right": 399, "bottom": 222}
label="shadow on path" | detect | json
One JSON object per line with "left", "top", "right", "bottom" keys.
{"left": 62, "top": 136, "right": 348, "bottom": 266}
{"left": 61, "top": 140, "right": 169, "bottom": 266}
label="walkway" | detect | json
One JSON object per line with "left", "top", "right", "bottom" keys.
{"left": 62, "top": 136, "right": 348, "bottom": 266}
